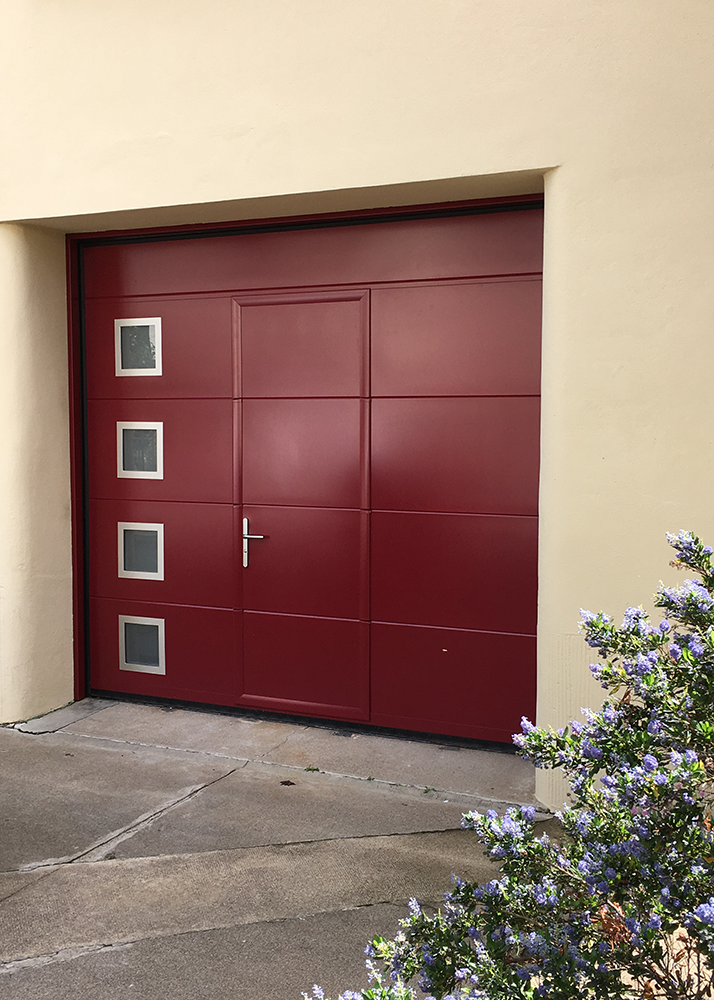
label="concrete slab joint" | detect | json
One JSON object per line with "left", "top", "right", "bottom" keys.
{"left": 0, "top": 700, "right": 546, "bottom": 998}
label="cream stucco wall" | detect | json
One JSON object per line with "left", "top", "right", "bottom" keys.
{"left": 0, "top": 225, "right": 73, "bottom": 722}
{"left": 1, "top": 1, "right": 713, "bottom": 807}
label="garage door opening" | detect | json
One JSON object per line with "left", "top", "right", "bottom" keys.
{"left": 71, "top": 200, "right": 543, "bottom": 743}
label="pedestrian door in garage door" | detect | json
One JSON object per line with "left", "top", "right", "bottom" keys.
{"left": 80, "top": 203, "right": 542, "bottom": 743}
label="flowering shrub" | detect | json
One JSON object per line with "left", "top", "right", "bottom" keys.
{"left": 307, "top": 531, "right": 714, "bottom": 1000}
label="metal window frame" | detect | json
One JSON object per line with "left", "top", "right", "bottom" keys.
{"left": 114, "top": 317, "right": 163, "bottom": 377}
{"left": 116, "top": 421, "right": 164, "bottom": 479}
{"left": 117, "top": 521, "right": 165, "bottom": 580}
{"left": 118, "top": 614, "right": 166, "bottom": 675}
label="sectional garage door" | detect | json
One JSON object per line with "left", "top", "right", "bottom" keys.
{"left": 81, "top": 206, "right": 542, "bottom": 742}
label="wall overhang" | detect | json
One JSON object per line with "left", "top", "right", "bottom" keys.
{"left": 16, "top": 169, "right": 550, "bottom": 236}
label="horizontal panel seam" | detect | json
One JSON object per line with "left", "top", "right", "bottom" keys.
{"left": 82, "top": 272, "right": 544, "bottom": 300}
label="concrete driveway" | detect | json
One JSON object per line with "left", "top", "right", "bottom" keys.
{"left": 0, "top": 699, "right": 543, "bottom": 999}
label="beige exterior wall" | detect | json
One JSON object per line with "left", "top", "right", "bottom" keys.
{"left": 1, "top": 1, "right": 713, "bottom": 806}
{"left": 0, "top": 225, "right": 73, "bottom": 722}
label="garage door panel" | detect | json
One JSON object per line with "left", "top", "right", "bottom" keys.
{"left": 85, "top": 296, "right": 233, "bottom": 399}
{"left": 371, "top": 279, "right": 542, "bottom": 397}
{"left": 242, "top": 506, "right": 365, "bottom": 620}
{"left": 82, "top": 210, "right": 544, "bottom": 299}
{"left": 238, "top": 295, "right": 367, "bottom": 398}
{"left": 88, "top": 500, "right": 236, "bottom": 608}
{"left": 82, "top": 210, "right": 542, "bottom": 742}
{"left": 241, "top": 612, "right": 368, "bottom": 718}
{"left": 371, "top": 512, "right": 537, "bottom": 633}
{"left": 87, "top": 399, "right": 234, "bottom": 503}
{"left": 370, "top": 623, "right": 536, "bottom": 742}
{"left": 242, "top": 399, "right": 362, "bottom": 508}
{"left": 90, "top": 598, "right": 238, "bottom": 704}
{"left": 372, "top": 397, "right": 540, "bottom": 514}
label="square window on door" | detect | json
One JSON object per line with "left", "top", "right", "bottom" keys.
{"left": 117, "top": 422, "right": 164, "bottom": 479}
{"left": 118, "top": 522, "right": 164, "bottom": 580}
{"left": 119, "top": 615, "right": 166, "bottom": 674}
{"left": 114, "top": 318, "right": 162, "bottom": 376}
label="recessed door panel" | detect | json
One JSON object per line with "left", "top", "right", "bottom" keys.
{"left": 90, "top": 597, "right": 238, "bottom": 704}
{"left": 371, "top": 279, "right": 542, "bottom": 396}
{"left": 242, "top": 399, "right": 362, "bottom": 508}
{"left": 87, "top": 399, "right": 234, "bottom": 503}
{"left": 238, "top": 288, "right": 370, "bottom": 721}
{"left": 239, "top": 295, "right": 367, "bottom": 398}
{"left": 372, "top": 397, "right": 540, "bottom": 515}
{"left": 89, "top": 500, "right": 236, "bottom": 607}
{"left": 370, "top": 623, "right": 536, "bottom": 741}
{"left": 371, "top": 511, "right": 538, "bottom": 633}
{"left": 241, "top": 506, "right": 365, "bottom": 620}
{"left": 241, "top": 612, "right": 368, "bottom": 719}
{"left": 85, "top": 296, "right": 233, "bottom": 399}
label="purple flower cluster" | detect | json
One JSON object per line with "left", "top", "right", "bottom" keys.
{"left": 659, "top": 579, "right": 714, "bottom": 615}
{"left": 621, "top": 606, "right": 646, "bottom": 631}
{"left": 318, "top": 532, "right": 714, "bottom": 1000}
{"left": 666, "top": 530, "right": 713, "bottom": 565}
{"left": 692, "top": 899, "right": 714, "bottom": 926}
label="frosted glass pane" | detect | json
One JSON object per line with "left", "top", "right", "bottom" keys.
{"left": 123, "top": 529, "right": 158, "bottom": 574}
{"left": 120, "top": 325, "right": 156, "bottom": 370}
{"left": 124, "top": 622, "right": 160, "bottom": 667}
{"left": 122, "top": 428, "right": 157, "bottom": 472}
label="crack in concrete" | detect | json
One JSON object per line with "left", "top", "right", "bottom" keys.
{"left": 0, "top": 940, "right": 134, "bottom": 974}
{"left": 6, "top": 826, "right": 471, "bottom": 879}
{"left": 258, "top": 729, "right": 301, "bottom": 758}
{"left": 58, "top": 731, "right": 540, "bottom": 811}
{"left": 0, "top": 869, "right": 58, "bottom": 906}
{"left": 0, "top": 900, "right": 410, "bottom": 972}
{"left": 0, "top": 826, "right": 503, "bottom": 964}
{"left": 68, "top": 731, "right": 256, "bottom": 761}
{"left": 257, "top": 763, "right": 541, "bottom": 812}
{"left": 18, "top": 768, "right": 240, "bottom": 871}
{"left": 65, "top": 733, "right": 539, "bottom": 810}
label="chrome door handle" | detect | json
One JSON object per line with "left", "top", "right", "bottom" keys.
{"left": 242, "top": 517, "right": 264, "bottom": 568}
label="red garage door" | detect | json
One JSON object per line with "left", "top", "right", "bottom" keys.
{"left": 81, "top": 205, "right": 542, "bottom": 742}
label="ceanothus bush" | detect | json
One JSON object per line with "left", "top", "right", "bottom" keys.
{"left": 306, "top": 531, "right": 714, "bottom": 1000}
